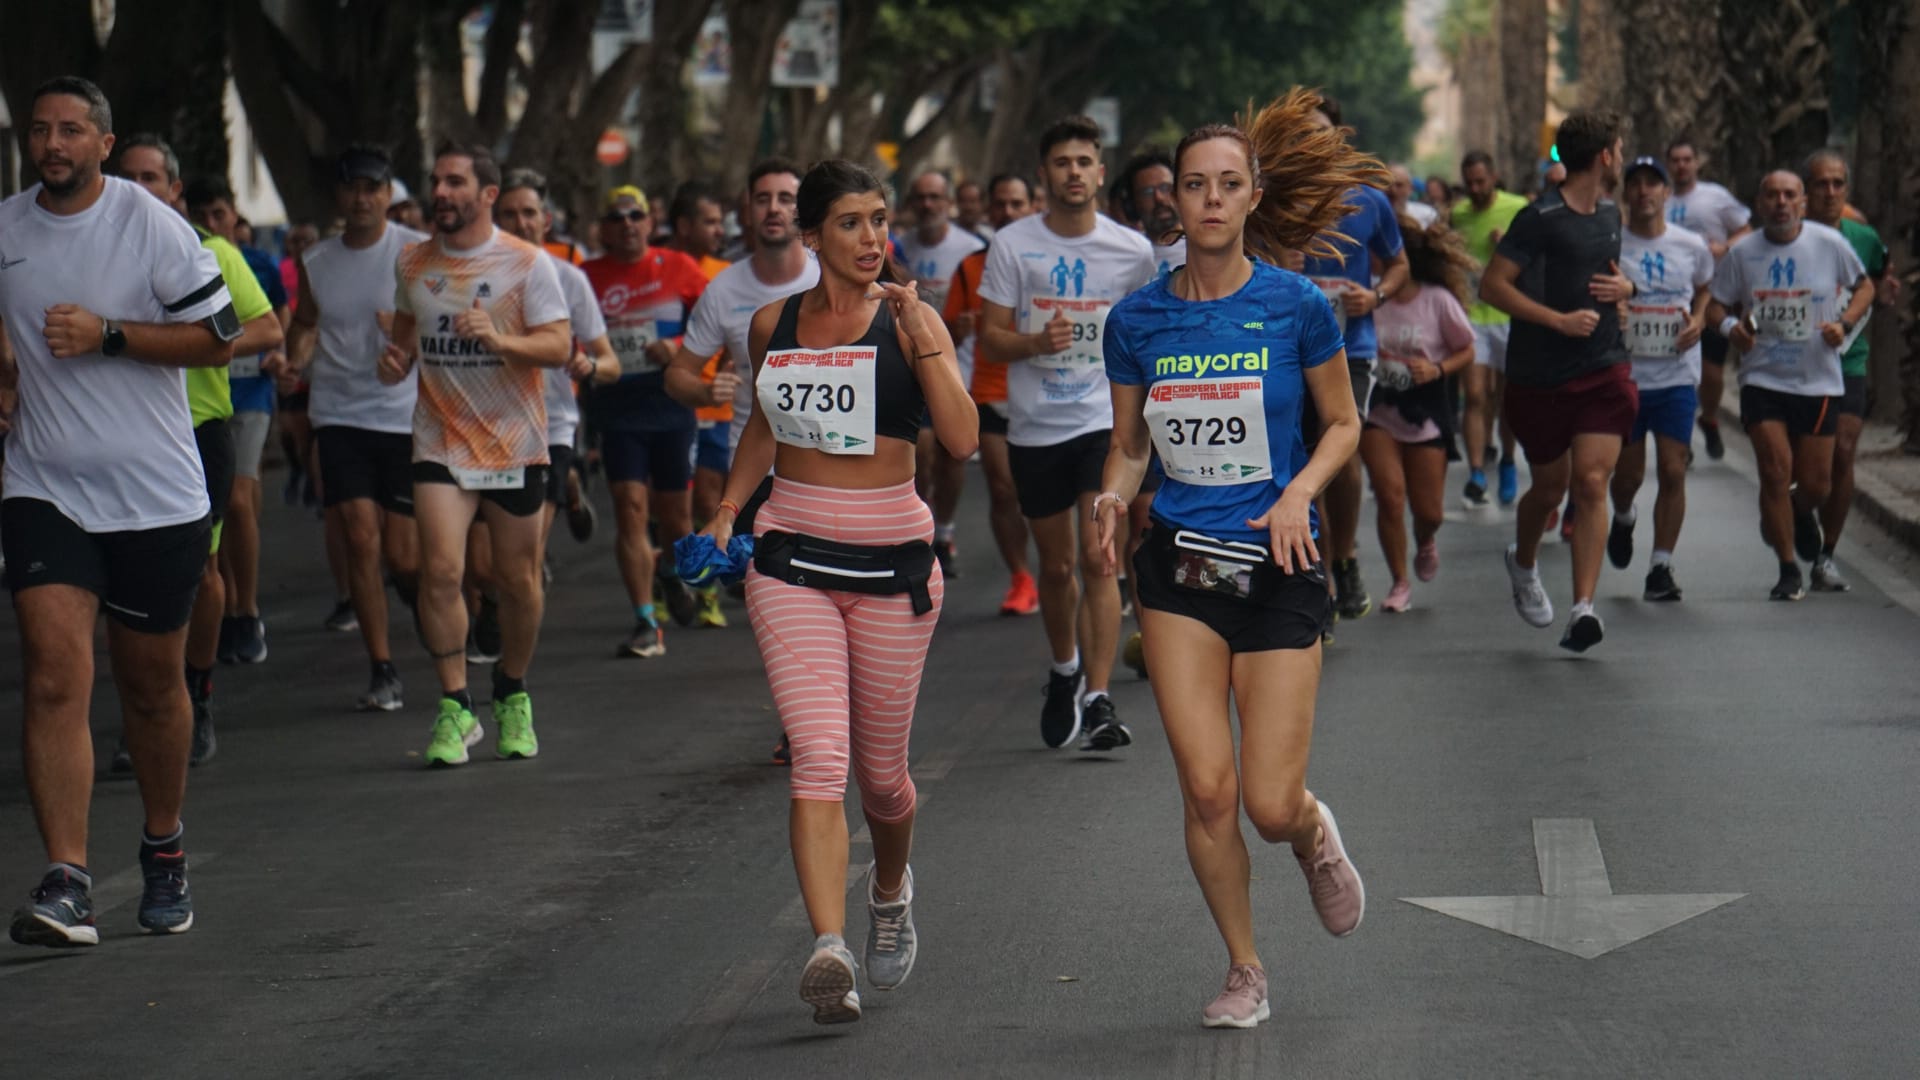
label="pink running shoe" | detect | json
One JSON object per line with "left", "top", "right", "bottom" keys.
{"left": 1201, "top": 963, "right": 1269, "bottom": 1028}
{"left": 1415, "top": 536, "right": 1440, "bottom": 582}
{"left": 1382, "top": 580, "right": 1412, "bottom": 612}
{"left": 1296, "top": 800, "right": 1365, "bottom": 937}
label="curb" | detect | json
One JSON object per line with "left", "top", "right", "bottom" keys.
{"left": 1718, "top": 401, "right": 1920, "bottom": 555}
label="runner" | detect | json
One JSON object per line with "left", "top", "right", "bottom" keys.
{"left": 581, "top": 185, "right": 708, "bottom": 657}
{"left": 699, "top": 159, "right": 976, "bottom": 1024}
{"left": 1451, "top": 150, "right": 1528, "bottom": 506}
{"left": 379, "top": 141, "right": 571, "bottom": 763}
{"left": 942, "top": 173, "right": 1039, "bottom": 617}
{"left": 1664, "top": 139, "right": 1753, "bottom": 461}
{"left": 284, "top": 146, "right": 430, "bottom": 711}
{"left": 1363, "top": 216, "right": 1477, "bottom": 611}
{"left": 4, "top": 77, "right": 241, "bottom": 946}
{"left": 1479, "top": 110, "right": 1637, "bottom": 651}
{"left": 494, "top": 169, "right": 619, "bottom": 566}
{"left": 1389, "top": 164, "right": 1438, "bottom": 228}
{"left": 977, "top": 115, "right": 1158, "bottom": 751}
{"left": 1706, "top": 169, "right": 1871, "bottom": 600}
{"left": 1606, "top": 156, "right": 1713, "bottom": 600}
{"left": 666, "top": 180, "right": 732, "bottom": 280}
{"left": 1299, "top": 95, "right": 1408, "bottom": 625}
{"left": 1093, "top": 93, "right": 1372, "bottom": 1027}
{"left": 896, "top": 171, "right": 985, "bottom": 575}
{"left": 955, "top": 179, "right": 994, "bottom": 243}
{"left": 1803, "top": 149, "right": 1898, "bottom": 592}
{"left": 1118, "top": 148, "right": 1186, "bottom": 276}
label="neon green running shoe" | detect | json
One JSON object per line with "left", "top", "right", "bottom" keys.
{"left": 425, "top": 698, "right": 481, "bottom": 767}
{"left": 695, "top": 585, "right": 728, "bottom": 628}
{"left": 494, "top": 691, "right": 538, "bottom": 760}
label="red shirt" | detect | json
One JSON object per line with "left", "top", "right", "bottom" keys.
{"left": 581, "top": 247, "right": 708, "bottom": 430}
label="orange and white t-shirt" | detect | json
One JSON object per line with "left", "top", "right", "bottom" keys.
{"left": 396, "top": 228, "right": 569, "bottom": 472}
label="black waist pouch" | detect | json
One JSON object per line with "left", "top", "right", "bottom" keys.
{"left": 753, "top": 529, "right": 937, "bottom": 615}
{"left": 1145, "top": 525, "right": 1325, "bottom": 603}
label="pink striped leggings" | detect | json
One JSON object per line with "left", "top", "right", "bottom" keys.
{"left": 747, "top": 478, "right": 944, "bottom": 822}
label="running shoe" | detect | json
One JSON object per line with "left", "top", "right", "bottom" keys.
{"left": 1295, "top": 800, "right": 1364, "bottom": 937}
{"left": 1081, "top": 695, "right": 1131, "bottom": 752}
{"left": 800, "top": 933, "right": 862, "bottom": 1024}
{"left": 1462, "top": 468, "right": 1489, "bottom": 507}
{"left": 658, "top": 574, "right": 698, "bottom": 628}
{"left": 10, "top": 866, "right": 96, "bottom": 947}
{"left": 1559, "top": 607, "right": 1605, "bottom": 653}
{"left": 425, "top": 698, "right": 482, "bottom": 766}
{"left": 358, "top": 664, "right": 404, "bottom": 712}
{"left": 1484, "top": 445, "right": 1500, "bottom": 469}
{"left": 1810, "top": 555, "right": 1851, "bottom": 593}
{"left": 1792, "top": 502, "right": 1824, "bottom": 564}
{"left": 1699, "top": 417, "right": 1725, "bottom": 461}
{"left": 1123, "top": 631, "right": 1148, "bottom": 680}
{"left": 1000, "top": 571, "right": 1040, "bottom": 617}
{"left": 324, "top": 599, "right": 359, "bottom": 633}
{"left": 216, "top": 615, "right": 240, "bottom": 664}
{"left": 1771, "top": 564, "right": 1807, "bottom": 602}
{"left": 621, "top": 621, "right": 666, "bottom": 658}
{"left": 1381, "top": 580, "right": 1412, "bottom": 613}
{"left": 932, "top": 539, "right": 959, "bottom": 579}
{"left": 109, "top": 736, "right": 133, "bottom": 776}
{"left": 1041, "top": 666, "right": 1085, "bottom": 749}
{"left": 864, "top": 864, "right": 917, "bottom": 990}
{"left": 1504, "top": 544, "right": 1554, "bottom": 628}
{"left": 468, "top": 598, "right": 504, "bottom": 664}
{"left": 1333, "top": 559, "right": 1371, "bottom": 620}
{"left": 493, "top": 691, "right": 538, "bottom": 760}
{"left": 772, "top": 733, "right": 792, "bottom": 766}
{"left": 566, "top": 497, "right": 596, "bottom": 542}
{"left": 1201, "top": 963, "right": 1269, "bottom": 1029}
{"left": 1497, "top": 461, "right": 1519, "bottom": 506}
{"left": 282, "top": 464, "right": 305, "bottom": 507}
{"left": 1643, "top": 564, "right": 1683, "bottom": 602}
{"left": 137, "top": 841, "right": 193, "bottom": 934}
{"left": 1559, "top": 500, "right": 1576, "bottom": 543}
{"left": 1414, "top": 536, "right": 1439, "bottom": 582}
{"left": 1607, "top": 514, "right": 1636, "bottom": 569}
{"left": 695, "top": 585, "right": 728, "bottom": 628}
{"left": 231, "top": 615, "right": 268, "bottom": 664}
{"left": 189, "top": 691, "right": 217, "bottom": 767}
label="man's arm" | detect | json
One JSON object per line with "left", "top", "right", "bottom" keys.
{"left": 233, "top": 310, "right": 284, "bottom": 355}
{"left": 43, "top": 304, "right": 235, "bottom": 367}
{"left": 978, "top": 301, "right": 1072, "bottom": 364}
{"left": 666, "top": 343, "right": 737, "bottom": 408}
{"left": 1478, "top": 255, "right": 1594, "bottom": 338}
{"left": 456, "top": 304, "right": 571, "bottom": 368}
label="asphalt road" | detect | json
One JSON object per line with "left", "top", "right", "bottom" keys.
{"left": 2, "top": 435, "right": 1918, "bottom": 1080}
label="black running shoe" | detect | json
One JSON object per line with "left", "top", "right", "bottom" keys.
{"left": 190, "top": 692, "right": 217, "bottom": 767}
{"left": 109, "top": 734, "right": 133, "bottom": 775}
{"left": 468, "top": 598, "right": 504, "bottom": 664}
{"left": 323, "top": 599, "right": 359, "bottom": 633}
{"left": 1643, "top": 564, "right": 1683, "bottom": 602}
{"left": 137, "top": 841, "right": 193, "bottom": 935}
{"left": 1080, "top": 696, "right": 1132, "bottom": 752}
{"left": 1559, "top": 610, "right": 1605, "bottom": 653}
{"left": 1333, "top": 559, "right": 1371, "bottom": 620}
{"left": 1041, "top": 667, "right": 1085, "bottom": 749}
{"left": 772, "top": 733, "right": 792, "bottom": 766}
{"left": 231, "top": 615, "right": 268, "bottom": 664}
{"left": 1607, "top": 516, "right": 1635, "bottom": 569}
{"left": 1792, "top": 502, "right": 1823, "bottom": 564}
{"left": 1699, "top": 418, "right": 1725, "bottom": 461}
{"left": 10, "top": 867, "right": 97, "bottom": 947}
{"left": 216, "top": 615, "right": 240, "bottom": 664}
{"left": 567, "top": 497, "right": 596, "bottom": 542}
{"left": 659, "top": 575, "right": 698, "bottom": 628}
{"left": 932, "top": 539, "right": 959, "bottom": 579}
{"left": 1771, "top": 564, "right": 1806, "bottom": 601}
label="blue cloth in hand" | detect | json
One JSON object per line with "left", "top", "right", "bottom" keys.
{"left": 674, "top": 533, "right": 756, "bottom": 586}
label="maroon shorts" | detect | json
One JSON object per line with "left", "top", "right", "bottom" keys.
{"left": 1502, "top": 363, "right": 1638, "bottom": 466}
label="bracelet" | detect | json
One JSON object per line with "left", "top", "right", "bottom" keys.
{"left": 717, "top": 499, "right": 741, "bottom": 518}
{"left": 1718, "top": 315, "right": 1740, "bottom": 337}
{"left": 1091, "top": 491, "right": 1127, "bottom": 517}
{"left": 913, "top": 350, "right": 942, "bottom": 361}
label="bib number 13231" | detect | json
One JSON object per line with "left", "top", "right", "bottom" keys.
{"left": 1751, "top": 289, "right": 1813, "bottom": 343}
{"left": 1143, "top": 377, "right": 1273, "bottom": 487}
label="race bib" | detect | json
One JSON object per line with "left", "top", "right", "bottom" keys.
{"left": 610, "top": 321, "right": 662, "bottom": 375}
{"left": 758, "top": 346, "right": 878, "bottom": 455}
{"left": 230, "top": 352, "right": 263, "bottom": 379}
{"left": 1625, "top": 303, "right": 1687, "bottom": 356}
{"left": 1751, "top": 289, "right": 1813, "bottom": 343}
{"left": 1310, "top": 277, "right": 1350, "bottom": 337}
{"left": 1024, "top": 296, "right": 1109, "bottom": 368}
{"left": 1143, "top": 377, "right": 1273, "bottom": 487}
{"left": 449, "top": 466, "right": 525, "bottom": 491}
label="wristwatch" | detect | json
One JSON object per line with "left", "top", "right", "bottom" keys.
{"left": 1373, "top": 288, "right": 1387, "bottom": 307}
{"left": 101, "top": 320, "right": 127, "bottom": 357}
{"left": 1840, "top": 315, "right": 1857, "bottom": 335}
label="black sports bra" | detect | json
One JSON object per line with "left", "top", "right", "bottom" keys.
{"left": 763, "top": 293, "right": 925, "bottom": 445}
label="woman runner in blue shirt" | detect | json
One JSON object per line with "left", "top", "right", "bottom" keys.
{"left": 1092, "top": 89, "right": 1382, "bottom": 1029}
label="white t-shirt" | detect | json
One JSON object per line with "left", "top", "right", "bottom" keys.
{"left": 544, "top": 253, "right": 607, "bottom": 447}
{"left": 1152, "top": 237, "right": 1187, "bottom": 280}
{"left": 1710, "top": 222, "right": 1864, "bottom": 398}
{"left": 1619, "top": 225, "right": 1714, "bottom": 390}
{"left": 679, "top": 252, "right": 820, "bottom": 448}
{"left": 1400, "top": 200, "right": 1439, "bottom": 229}
{"left": 0, "top": 178, "right": 232, "bottom": 531}
{"left": 303, "top": 222, "right": 429, "bottom": 434}
{"left": 894, "top": 225, "right": 983, "bottom": 314}
{"left": 977, "top": 212, "right": 1157, "bottom": 446}
{"left": 1666, "top": 181, "right": 1749, "bottom": 260}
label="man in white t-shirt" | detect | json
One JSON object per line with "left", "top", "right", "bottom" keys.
{"left": 285, "top": 146, "right": 431, "bottom": 713}
{"left": 1665, "top": 139, "right": 1753, "bottom": 460}
{"left": 978, "top": 115, "right": 1156, "bottom": 754}
{"left": 1707, "top": 169, "right": 1871, "bottom": 601}
{"left": 378, "top": 142, "right": 571, "bottom": 766}
{"left": 2, "top": 77, "right": 240, "bottom": 948}
{"left": 1606, "top": 157, "right": 1714, "bottom": 602}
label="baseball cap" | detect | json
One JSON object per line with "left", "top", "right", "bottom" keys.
{"left": 336, "top": 147, "right": 393, "bottom": 185}
{"left": 1625, "top": 155, "right": 1670, "bottom": 184}
{"left": 389, "top": 178, "right": 414, "bottom": 204}
{"left": 604, "top": 185, "right": 651, "bottom": 216}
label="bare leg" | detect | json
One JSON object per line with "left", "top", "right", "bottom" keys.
{"left": 1651, "top": 435, "right": 1689, "bottom": 554}
{"left": 1820, "top": 412, "right": 1863, "bottom": 548}
{"left": 1027, "top": 507, "right": 1080, "bottom": 666}
{"left": 413, "top": 483, "right": 482, "bottom": 693}
{"left": 223, "top": 477, "right": 263, "bottom": 616}
{"left": 792, "top": 799, "right": 852, "bottom": 937}
{"left": 1074, "top": 491, "right": 1120, "bottom": 694}
{"left": 479, "top": 500, "right": 546, "bottom": 680}
{"left": 18, "top": 586, "right": 101, "bottom": 866}
{"left": 110, "top": 620, "right": 194, "bottom": 838}
{"left": 1360, "top": 428, "right": 1408, "bottom": 584}
{"left": 612, "top": 481, "right": 655, "bottom": 613}
{"left": 979, "top": 432, "right": 1030, "bottom": 578}
{"left": 1567, "top": 433, "right": 1623, "bottom": 604}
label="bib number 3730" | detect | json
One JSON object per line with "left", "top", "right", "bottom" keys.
{"left": 1143, "top": 377, "right": 1273, "bottom": 487}
{"left": 758, "top": 345, "right": 879, "bottom": 455}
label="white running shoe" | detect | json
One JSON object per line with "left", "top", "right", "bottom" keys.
{"left": 800, "top": 933, "right": 862, "bottom": 1024}
{"left": 1505, "top": 544, "right": 1554, "bottom": 628}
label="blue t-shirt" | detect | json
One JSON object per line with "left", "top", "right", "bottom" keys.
{"left": 231, "top": 244, "right": 288, "bottom": 414}
{"left": 1300, "top": 185, "right": 1403, "bottom": 360}
{"left": 1105, "top": 261, "right": 1345, "bottom": 544}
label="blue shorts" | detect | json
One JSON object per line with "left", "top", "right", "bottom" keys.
{"left": 1631, "top": 384, "right": 1698, "bottom": 446}
{"left": 603, "top": 427, "right": 696, "bottom": 491}
{"left": 695, "top": 423, "right": 732, "bottom": 474}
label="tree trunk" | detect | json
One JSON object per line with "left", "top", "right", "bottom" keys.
{"left": 1851, "top": 0, "right": 1920, "bottom": 435}
{"left": 713, "top": 0, "right": 804, "bottom": 191}
{"left": 1455, "top": 30, "right": 1504, "bottom": 175}
{"left": 1716, "top": 0, "right": 1829, "bottom": 201}
{"left": 1608, "top": 0, "right": 1725, "bottom": 169}
{"left": 1575, "top": 0, "right": 1623, "bottom": 110}
{"left": 633, "top": 0, "right": 716, "bottom": 196}
{"left": 1498, "top": 0, "right": 1548, "bottom": 185}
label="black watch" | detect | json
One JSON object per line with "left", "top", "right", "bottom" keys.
{"left": 101, "top": 320, "right": 127, "bottom": 357}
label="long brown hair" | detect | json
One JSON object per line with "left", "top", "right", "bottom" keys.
{"left": 1398, "top": 214, "right": 1479, "bottom": 307}
{"left": 1172, "top": 88, "right": 1391, "bottom": 266}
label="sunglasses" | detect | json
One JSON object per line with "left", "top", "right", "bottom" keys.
{"left": 605, "top": 209, "right": 646, "bottom": 223}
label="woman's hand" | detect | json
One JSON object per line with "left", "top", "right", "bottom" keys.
{"left": 1407, "top": 356, "right": 1441, "bottom": 385}
{"left": 702, "top": 505, "right": 736, "bottom": 551}
{"left": 869, "top": 281, "right": 936, "bottom": 348}
{"left": 1248, "top": 488, "right": 1319, "bottom": 574}
{"left": 1088, "top": 493, "right": 1124, "bottom": 576}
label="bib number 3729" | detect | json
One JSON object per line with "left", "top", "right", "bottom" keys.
{"left": 1143, "top": 377, "right": 1273, "bottom": 487}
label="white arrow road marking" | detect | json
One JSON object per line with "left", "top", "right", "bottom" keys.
{"left": 1402, "top": 819, "right": 1743, "bottom": 959}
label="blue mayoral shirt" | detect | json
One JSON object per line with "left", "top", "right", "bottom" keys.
{"left": 1105, "top": 260, "right": 1345, "bottom": 545}
{"left": 1300, "top": 185, "right": 1404, "bottom": 360}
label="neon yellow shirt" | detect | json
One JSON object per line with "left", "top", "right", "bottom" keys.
{"left": 1452, "top": 191, "right": 1529, "bottom": 325}
{"left": 186, "top": 229, "right": 272, "bottom": 425}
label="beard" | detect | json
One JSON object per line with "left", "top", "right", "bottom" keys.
{"left": 433, "top": 199, "right": 477, "bottom": 235}
{"left": 38, "top": 158, "right": 95, "bottom": 198}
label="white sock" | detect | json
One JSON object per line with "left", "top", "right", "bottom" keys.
{"left": 1651, "top": 549, "right": 1673, "bottom": 567}
{"left": 934, "top": 521, "right": 955, "bottom": 543}
{"left": 1571, "top": 599, "right": 1594, "bottom": 618}
{"left": 1081, "top": 689, "right": 1108, "bottom": 707}
{"left": 1614, "top": 506, "right": 1636, "bottom": 527}
{"left": 1051, "top": 651, "right": 1080, "bottom": 677}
